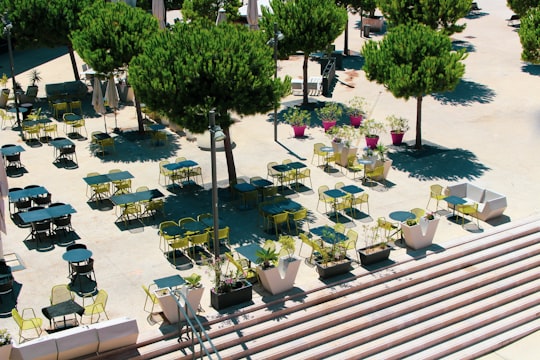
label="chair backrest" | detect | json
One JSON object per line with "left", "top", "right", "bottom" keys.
{"left": 335, "top": 182, "right": 345, "bottom": 189}
{"left": 334, "top": 223, "right": 346, "bottom": 234}
{"left": 175, "top": 156, "right": 186, "bottom": 162}
{"left": 292, "top": 208, "right": 307, "bottom": 221}
{"left": 282, "top": 159, "right": 292, "bottom": 164}
{"left": 318, "top": 185, "right": 329, "bottom": 199}
{"left": 94, "top": 290, "right": 108, "bottom": 307}
{"left": 11, "top": 308, "right": 24, "bottom": 327}
{"left": 314, "top": 143, "right": 325, "bottom": 155}
{"left": 430, "top": 184, "right": 443, "bottom": 197}
{"left": 66, "top": 243, "right": 87, "bottom": 251}
{"left": 142, "top": 285, "right": 157, "bottom": 302}
{"left": 179, "top": 217, "right": 196, "bottom": 227}
{"left": 273, "top": 212, "right": 289, "bottom": 224}
{"left": 190, "top": 232, "right": 209, "bottom": 245}
{"left": 50, "top": 284, "right": 73, "bottom": 305}
{"left": 218, "top": 226, "right": 229, "bottom": 239}
{"left": 197, "top": 213, "right": 212, "bottom": 222}
{"left": 346, "top": 229, "right": 358, "bottom": 244}
{"left": 159, "top": 160, "right": 170, "bottom": 173}
{"left": 159, "top": 221, "right": 177, "bottom": 232}
{"left": 136, "top": 186, "right": 149, "bottom": 192}
{"left": 109, "top": 169, "right": 121, "bottom": 174}
{"left": 410, "top": 208, "right": 425, "bottom": 219}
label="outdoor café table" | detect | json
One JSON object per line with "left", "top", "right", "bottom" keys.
{"left": 389, "top": 211, "right": 416, "bottom": 245}
{"left": 8, "top": 107, "right": 28, "bottom": 118}
{"left": 148, "top": 123, "right": 166, "bottom": 131}
{"left": 19, "top": 204, "right": 76, "bottom": 224}
{"left": 251, "top": 178, "right": 273, "bottom": 188}
{"left": 8, "top": 186, "right": 47, "bottom": 203}
{"left": 234, "top": 182, "right": 258, "bottom": 209}
{"left": 311, "top": 226, "right": 348, "bottom": 245}
{"left": 444, "top": 195, "right": 467, "bottom": 219}
{"left": 273, "top": 162, "right": 306, "bottom": 190}
{"left": 154, "top": 274, "right": 185, "bottom": 290}
{"left": 51, "top": 138, "right": 75, "bottom": 157}
{"left": 62, "top": 248, "right": 93, "bottom": 264}
{"left": 324, "top": 188, "right": 348, "bottom": 222}
{"left": 0, "top": 144, "right": 25, "bottom": 157}
{"left": 261, "top": 199, "right": 303, "bottom": 216}
{"left": 163, "top": 160, "right": 198, "bottom": 186}
{"left": 356, "top": 158, "right": 375, "bottom": 180}
{"left": 63, "top": 113, "right": 82, "bottom": 131}
{"left": 198, "top": 216, "right": 224, "bottom": 230}
{"left": 182, "top": 221, "right": 208, "bottom": 234}
{"left": 92, "top": 132, "right": 111, "bottom": 142}
{"left": 235, "top": 243, "right": 264, "bottom": 266}
{"left": 110, "top": 189, "right": 163, "bottom": 207}
{"left": 42, "top": 300, "right": 85, "bottom": 329}
{"left": 320, "top": 146, "right": 334, "bottom": 172}
{"left": 83, "top": 170, "right": 133, "bottom": 187}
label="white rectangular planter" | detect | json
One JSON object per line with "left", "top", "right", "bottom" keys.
{"left": 257, "top": 257, "right": 302, "bottom": 295}
{"left": 402, "top": 217, "right": 440, "bottom": 250}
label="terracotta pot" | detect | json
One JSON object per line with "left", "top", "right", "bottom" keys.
{"left": 322, "top": 120, "right": 337, "bottom": 132}
{"left": 365, "top": 136, "right": 379, "bottom": 149}
{"left": 391, "top": 131, "right": 405, "bottom": 145}
{"left": 349, "top": 115, "right": 363, "bottom": 128}
{"left": 292, "top": 125, "right": 306, "bottom": 138}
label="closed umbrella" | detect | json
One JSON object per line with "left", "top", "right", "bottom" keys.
{"left": 105, "top": 75, "right": 120, "bottom": 132}
{"left": 216, "top": 8, "right": 227, "bottom": 25}
{"left": 247, "top": 0, "right": 259, "bottom": 30}
{"left": 0, "top": 156, "right": 8, "bottom": 259}
{"left": 92, "top": 77, "right": 107, "bottom": 133}
{"left": 152, "top": 0, "right": 166, "bottom": 29}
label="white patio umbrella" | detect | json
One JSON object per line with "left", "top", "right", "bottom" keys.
{"left": 247, "top": 0, "right": 259, "bottom": 30}
{"left": 105, "top": 75, "right": 120, "bottom": 131}
{"left": 216, "top": 8, "right": 227, "bottom": 25}
{"left": 152, "top": 0, "right": 166, "bottom": 29}
{"left": 92, "top": 77, "right": 107, "bottom": 133}
{"left": 0, "top": 156, "right": 8, "bottom": 260}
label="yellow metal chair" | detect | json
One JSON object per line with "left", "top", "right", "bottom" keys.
{"left": 426, "top": 184, "right": 447, "bottom": 211}
{"left": 365, "top": 165, "right": 386, "bottom": 186}
{"left": 347, "top": 155, "right": 364, "bottom": 180}
{"left": 189, "top": 232, "right": 210, "bottom": 258}
{"left": 159, "top": 160, "right": 172, "bottom": 185}
{"left": 334, "top": 223, "right": 346, "bottom": 234}
{"left": 83, "top": 289, "right": 109, "bottom": 324}
{"left": 109, "top": 169, "right": 132, "bottom": 195}
{"left": 317, "top": 185, "right": 334, "bottom": 213}
{"left": 377, "top": 217, "right": 399, "bottom": 241}
{"left": 53, "top": 102, "right": 68, "bottom": 119}
{"left": 71, "top": 118, "right": 88, "bottom": 137}
{"left": 350, "top": 193, "right": 370, "bottom": 216}
{"left": 0, "top": 108, "right": 15, "bottom": 128}
{"left": 410, "top": 208, "right": 426, "bottom": 221}
{"left": 225, "top": 252, "right": 257, "bottom": 283}
{"left": 142, "top": 198, "right": 164, "bottom": 221}
{"left": 271, "top": 212, "right": 290, "bottom": 237}
{"left": 142, "top": 283, "right": 160, "bottom": 313}
{"left": 50, "top": 284, "right": 74, "bottom": 305}
{"left": 98, "top": 137, "right": 115, "bottom": 155}
{"left": 311, "top": 142, "right": 326, "bottom": 165}
{"left": 159, "top": 221, "right": 180, "bottom": 252}
{"left": 86, "top": 172, "right": 111, "bottom": 202}
{"left": 456, "top": 203, "right": 480, "bottom": 227}
{"left": 43, "top": 123, "right": 58, "bottom": 141}
{"left": 169, "top": 235, "right": 190, "bottom": 266}
{"left": 296, "top": 168, "right": 313, "bottom": 188}
{"left": 119, "top": 202, "right": 142, "bottom": 226}
{"left": 12, "top": 308, "right": 43, "bottom": 343}
{"left": 289, "top": 208, "right": 308, "bottom": 235}
{"left": 339, "top": 229, "right": 359, "bottom": 261}
{"left": 218, "top": 226, "right": 230, "bottom": 246}
{"left": 69, "top": 100, "right": 82, "bottom": 115}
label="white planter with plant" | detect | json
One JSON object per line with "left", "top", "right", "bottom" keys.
{"left": 316, "top": 102, "right": 343, "bottom": 132}
{"left": 0, "top": 328, "right": 12, "bottom": 359}
{"left": 256, "top": 236, "right": 301, "bottom": 295}
{"left": 283, "top": 107, "right": 310, "bottom": 138}
{"left": 328, "top": 125, "right": 360, "bottom": 167}
{"left": 385, "top": 115, "right": 409, "bottom": 145}
{"left": 402, "top": 214, "right": 440, "bottom": 250}
{"left": 347, "top": 96, "right": 368, "bottom": 127}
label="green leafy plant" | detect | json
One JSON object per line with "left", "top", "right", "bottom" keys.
{"left": 385, "top": 114, "right": 409, "bottom": 133}
{"left": 327, "top": 125, "right": 361, "bottom": 146}
{"left": 184, "top": 273, "right": 202, "bottom": 288}
{"left": 0, "top": 328, "right": 12, "bottom": 346}
{"left": 315, "top": 102, "right": 343, "bottom": 121}
{"left": 283, "top": 107, "right": 311, "bottom": 126}
{"left": 0, "top": 74, "right": 8, "bottom": 89}
{"left": 278, "top": 235, "right": 296, "bottom": 260}
{"left": 360, "top": 118, "right": 385, "bottom": 138}
{"left": 28, "top": 69, "right": 42, "bottom": 87}
{"left": 347, "top": 96, "right": 368, "bottom": 116}
{"left": 362, "top": 224, "right": 386, "bottom": 251}
{"left": 375, "top": 144, "right": 387, "bottom": 161}
{"left": 316, "top": 227, "right": 348, "bottom": 266}
{"left": 256, "top": 247, "right": 279, "bottom": 270}
{"left": 202, "top": 255, "right": 244, "bottom": 293}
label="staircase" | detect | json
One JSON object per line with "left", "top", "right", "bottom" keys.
{"left": 114, "top": 217, "right": 540, "bottom": 359}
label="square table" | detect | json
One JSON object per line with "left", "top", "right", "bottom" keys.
{"left": 154, "top": 274, "right": 185, "bottom": 289}
{"left": 19, "top": 204, "right": 76, "bottom": 224}
{"left": 234, "top": 183, "right": 258, "bottom": 209}
{"left": 182, "top": 221, "right": 208, "bottom": 234}
{"left": 42, "top": 300, "right": 85, "bottom": 329}
{"left": 273, "top": 162, "right": 307, "bottom": 190}
{"left": 324, "top": 188, "right": 348, "bottom": 222}
{"left": 110, "top": 189, "right": 163, "bottom": 207}
{"left": 0, "top": 145, "right": 25, "bottom": 157}
{"left": 8, "top": 186, "right": 48, "bottom": 203}
{"left": 50, "top": 138, "right": 75, "bottom": 149}
{"left": 235, "top": 243, "right": 264, "bottom": 265}
{"left": 311, "top": 226, "right": 348, "bottom": 245}
{"left": 163, "top": 160, "right": 198, "bottom": 186}
{"left": 444, "top": 195, "right": 467, "bottom": 219}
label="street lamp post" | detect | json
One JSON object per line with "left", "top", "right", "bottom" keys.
{"left": 2, "top": 12, "right": 22, "bottom": 138}
{"left": 209, "top": 110, "right": 226, "bottom": 258}
{"left": 269, "top": 22, "right": 284, "bottom": 142}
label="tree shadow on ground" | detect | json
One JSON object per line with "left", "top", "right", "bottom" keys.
{"left": 452, "top": 40, "right": 476, "bottom": 53}
{"left": 388, "top": 141, "right": 490, "bottom": 181}
{"left": 0, "top": 46, "right": 68, "bottom": 76}
{"left": 465, "top": 11, "right": 489, "bottom": 20}
{"left": 522, "top": 63, "right": 540, "bottom": 76}
{"left": 342, "top": 55, "right": 364, "bottom": 71}
{"left": 431, "top": 79, "right": 496, "bottom": 106}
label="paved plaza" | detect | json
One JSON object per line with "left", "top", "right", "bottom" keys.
{"left": 0, "top": 1, "right": 538, "bottom": 358}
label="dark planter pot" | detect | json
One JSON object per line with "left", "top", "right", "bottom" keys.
{"left": 390, "top": 131, "right": 405, "bottom": 145}
{"left": 358, "top": 246, "right": 391, "bottom": 266}
{"left": 323, "top": 120, "right": 337, "bottom": 132}
{"left": 314, "top": 256, "right": 353, "bottom": 279}
{"left": 292, "top": 125, "right": 306, "bottom": 138}
{"left": 349, "top": 115, "right": 363, "bottom": 128}
{"left": 365, "top": 136, "right": 380, "bottom": 149}
{"left": 210, "top": 280, "right": 252, "bottom": 310}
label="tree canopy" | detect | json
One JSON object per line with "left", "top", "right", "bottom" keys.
{"left": 378, "top": 0, "right": 472, "bottom": 35}
{"left": 129, "top": 22, "right": 289, "bottom": 182}
{"left": 71, "top": 1, "right": 158, "bottom": 74}
{"left": 362, "top": 23, "right": 467, "bottom": 149}
{"left": 507, "top": 0, "right": 540, "bottom": 16}
{"left": 181, "top": 0, "right": 241, "bottom": 24}
{"left": 261, "top": 0, "right": 348, "bottom": 106}
{"left": 0, "top": 0, "right": 92, "bottom": 80}
{"left": 519, "top": 6, "right": 540, "bottom": 64}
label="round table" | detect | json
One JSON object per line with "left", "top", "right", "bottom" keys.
{"left": 320, "top": 146, "right": 334, "bottom": 172}
{"left": 389, "top": 211, "right": 415, "bottom": 246}
{"left": 62, "top": 249, "right": 92, "bottom": 263}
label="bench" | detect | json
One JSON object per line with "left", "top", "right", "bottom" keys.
{"left": 507, "top": 14, "right": 520, "bottom": 26}
{"left": 446, "top": 183, "right": 507, "bottom": 222}
{"left": 10, "top": 317, "right": 139, "bottom": 360}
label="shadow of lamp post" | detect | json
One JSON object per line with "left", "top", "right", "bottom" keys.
{"left": 2, "top": 12, "right": 23, "bottom": 140}
{"left": 267, "top": 22, "right": 284, "bottom": 142}
{"left": 209, "top": 110, "right": 226, "bottom": 257}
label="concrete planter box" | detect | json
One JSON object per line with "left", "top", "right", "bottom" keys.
{"left": 402, "top": 217, "right": 440, "bottom": 250}
{"left": 257, "top": 257, "right": 302, "bottom": 295}
{"left": 210, "top": 280, "right": 253, "bottom": 310}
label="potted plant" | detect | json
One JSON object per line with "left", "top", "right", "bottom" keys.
{"left": 184, "top": 273, "right": 202, "bottom": 289}
{"left": 360, "top": 118, "right": 385, "bottom": 149}
{"left": 256, "top": 237, "right": 302, "bottom": 295}
{"left": 402, "top": 212, "right": 440, "bottom": 250}
{"left": 316, "top": 102, "right": 343, "bottom": 132}
{"left": 385, "top": 115, "right": 409, "bottom": 145}
{"left": 347, "top": 96, "right": 368, "bottom": 127}
{"left": 313, "top": 228, "right": 353, "bottom": 279}
{"left": 204, "top": 256, "right": 253, "bottom": 311}
{"left": 0, "top": 328, "right": 12, "bottom": 359}
{"left": 0, "top": 74, "right": 9, "bottom": 108}
{"left": 328, "top": 125, "right": 361, "bottom": 167}
{"left": 358, "top": 224, "right": 392, "bottom": 266}
{"left": 283, "top": 107, "right": 310, "bottom": 138}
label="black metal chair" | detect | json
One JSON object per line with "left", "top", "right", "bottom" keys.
{"left": 66, "top": 243, "right": 86, "bottom": 251}
{"left": 70, "top": 258, "right": 97, "bottom": 296}
{"left": 53, "top": 214, "right": 73, "bottom": 237}
{"left": 33, "top": 193, "right": 52, "bottom": 207}
{"left": 56, "top": 144, "right": 78, "bottom": 165}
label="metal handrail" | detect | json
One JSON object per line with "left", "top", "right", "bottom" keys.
{"left": 171, "top": 288, "right": 221, "bottom": 360}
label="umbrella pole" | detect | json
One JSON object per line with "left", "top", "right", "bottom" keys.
{"left": 103, "top": 114, "right": 107, "bottom": 133}
{"left": 113, "top": 108, "right": 120, "bottom": 134}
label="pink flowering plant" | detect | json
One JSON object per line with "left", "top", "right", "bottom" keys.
{"left": 202, "top": 255, "right": 245, "bottom": 294}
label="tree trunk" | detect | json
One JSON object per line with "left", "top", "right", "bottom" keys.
{"left": 134, "top": 96, "right": 144, "bottom": 133}
{"left": 344, "top": 17, "right": 349, "bottom": 55}
{"left": 67, "top": 43, "right": 80, "bottom": 81}
{"left": 223, "top": 127, "right": 237, "bottom": 185}
{"left": 302, "top": 54, "right": 309, "bottom": 106}
{"left": 415, "top": 95, "right": 423, "bottom": 149}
